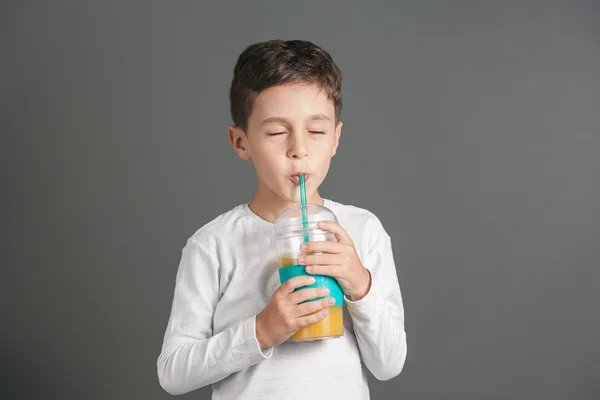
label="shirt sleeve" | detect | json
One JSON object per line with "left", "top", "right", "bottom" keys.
{"left": 156, "top": 237, "right": 272, "bottom": 395}
{"left": 345, "top": 223, "right": 407, "bottom": 381}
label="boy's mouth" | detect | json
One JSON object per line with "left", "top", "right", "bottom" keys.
{"left": 289, "top": 173, "right": 310, "bottom": 185}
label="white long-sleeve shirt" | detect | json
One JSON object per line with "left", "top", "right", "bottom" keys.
{"left": 157, "top": 199, "right": 407, "bottom": 399}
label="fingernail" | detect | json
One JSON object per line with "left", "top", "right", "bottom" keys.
{"left": 298, "top": 256, "right": 305, "bottom": 264}
{"left": 300, "top": 243, "right": 307, "bottom": 251}
{"left": 318, "top": 221, "right": 324, "bottom": 227}
{"left": 323, "top": 288, "right": 330, "bottom": 294}
{"left": 327, "top": 298, "right": 335, "bottom": 305}
{"left": 321, "top": 309, "right": 329, "bottom": 316}
{"left": 305, "top": 266, "right": 312, "bottom": 273}
{"left": 308, "top": 277, "right": 316, "bottom": 283}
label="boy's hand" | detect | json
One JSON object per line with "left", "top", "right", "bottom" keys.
{"left": 256, "top": 276, "right": 333, "bottom": 350}
{"left": 298, "top": 221, "right": 371, "bottom": 302}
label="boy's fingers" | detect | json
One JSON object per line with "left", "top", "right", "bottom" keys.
{"left": 280, "top": 276, "right": 315, "bottom": 295}
{"left": 294, "top": 297, "right": 334, "bottom": 318}
{"left": 317, "top": 221, "right": 353, "bottom": 243}
{"left": 295, "top": 308, "right": 329, "bottom": 330}
{"left": 288, "top": 287, "right": 329, "bottom": 305}
{"left": 301, "top": 240, "right": 344, "bottom": 254}
{"left": 300, "top": 253, "right": 344, "bottom": 266}
{"left": 305, "top": 265, "right": 342, "bottom": 277}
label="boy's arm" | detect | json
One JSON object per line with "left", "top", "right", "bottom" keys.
{"left": 345, "top": 224, "right": 408, "bottom": 381}
{"left": 156, "top": 237, "right": 271, "bottom": 395}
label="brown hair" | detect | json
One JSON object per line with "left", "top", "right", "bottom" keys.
{"left": 229, "top": 39, "right": 342, "bottom": 131}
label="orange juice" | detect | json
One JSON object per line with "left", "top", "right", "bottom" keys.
{"left": 278, "top": 254, "right": 344, "bottom": 341}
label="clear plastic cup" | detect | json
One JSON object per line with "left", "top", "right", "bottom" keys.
{"left": 272, "top": 203, "right": 344, "bottom": 342}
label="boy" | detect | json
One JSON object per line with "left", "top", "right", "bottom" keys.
{"left": 157, "top": 40, "right": 407, "bottom": 399}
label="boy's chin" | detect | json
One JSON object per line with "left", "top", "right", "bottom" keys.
{"left": 279, "top": 189, "right": 319, "bottom": 205}
{"left": 274, "top": 188, "right": 302, "bottom": 205}
{"left": 266, "top": 182, "right": 318, "bottom": 205}
{"left": 279, "top": 193, "right": 301, "bottom": 205}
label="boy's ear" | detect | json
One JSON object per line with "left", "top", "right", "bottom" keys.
{"left": 228, "top": 125, "right": 251, "bottom": 160}
{"left": 331, "top": 121, "right": 343, "bottom": 157}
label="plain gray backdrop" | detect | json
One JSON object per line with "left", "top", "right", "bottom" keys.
{"left": 2, "top": 1, "right": 599, "bottom": 399}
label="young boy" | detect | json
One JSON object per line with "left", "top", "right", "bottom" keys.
{"left": 157, "top": 39, "right": 407, "bottom": 399}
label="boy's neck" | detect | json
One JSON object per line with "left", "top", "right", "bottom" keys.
{"left": 248, "top": 182, "right": 324, "bottom": 223}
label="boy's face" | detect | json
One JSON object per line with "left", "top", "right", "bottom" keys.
{"left": 229, "top": 82, "right": 342, "bottom": 205}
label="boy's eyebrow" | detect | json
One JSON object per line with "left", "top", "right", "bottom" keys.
{"left": 261, "top": 117, "right": 289, "bottom": 125}
{"left": 260, "top": 114, "right": 331, "bottom": 125}
{"left": 307, "top": 114, "right": 331, "bottom": 121}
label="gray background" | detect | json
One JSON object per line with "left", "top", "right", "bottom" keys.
{"left": 2, "top": 1, "right": 599, "bottom": 399}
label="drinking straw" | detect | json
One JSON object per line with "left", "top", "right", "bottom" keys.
{"left": 299, "top": 174, "right": 309, "bottom": 243}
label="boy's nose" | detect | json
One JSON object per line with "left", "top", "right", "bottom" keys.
{"left": 287, "top": 135, "right": 309, "bottom": 159}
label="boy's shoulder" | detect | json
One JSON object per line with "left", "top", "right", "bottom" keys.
{"left": 325, "top": 199, "right": 389, "bottom": 240}
{"left": 186, "top": 199, "right": 390, "bottom": 247}
{"left": 188, "top": 203, "right": 254, "bottom": 246}
{"left": 326, "top": 198, "right": 378, "bottom": 220}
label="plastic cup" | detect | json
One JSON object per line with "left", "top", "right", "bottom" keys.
{"left": 272, "top": 203, "right": 344, "bottom": 342}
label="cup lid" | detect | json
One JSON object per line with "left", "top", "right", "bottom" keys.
{"left": 272, "top": 203, "right": 339, "bottom": 241}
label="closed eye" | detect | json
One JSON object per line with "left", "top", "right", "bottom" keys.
{"left": 267, "top": 132, "right": 286, "bottom": 136}
{"left": 309, "top": 131, "right": 326, "bottom": 134}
